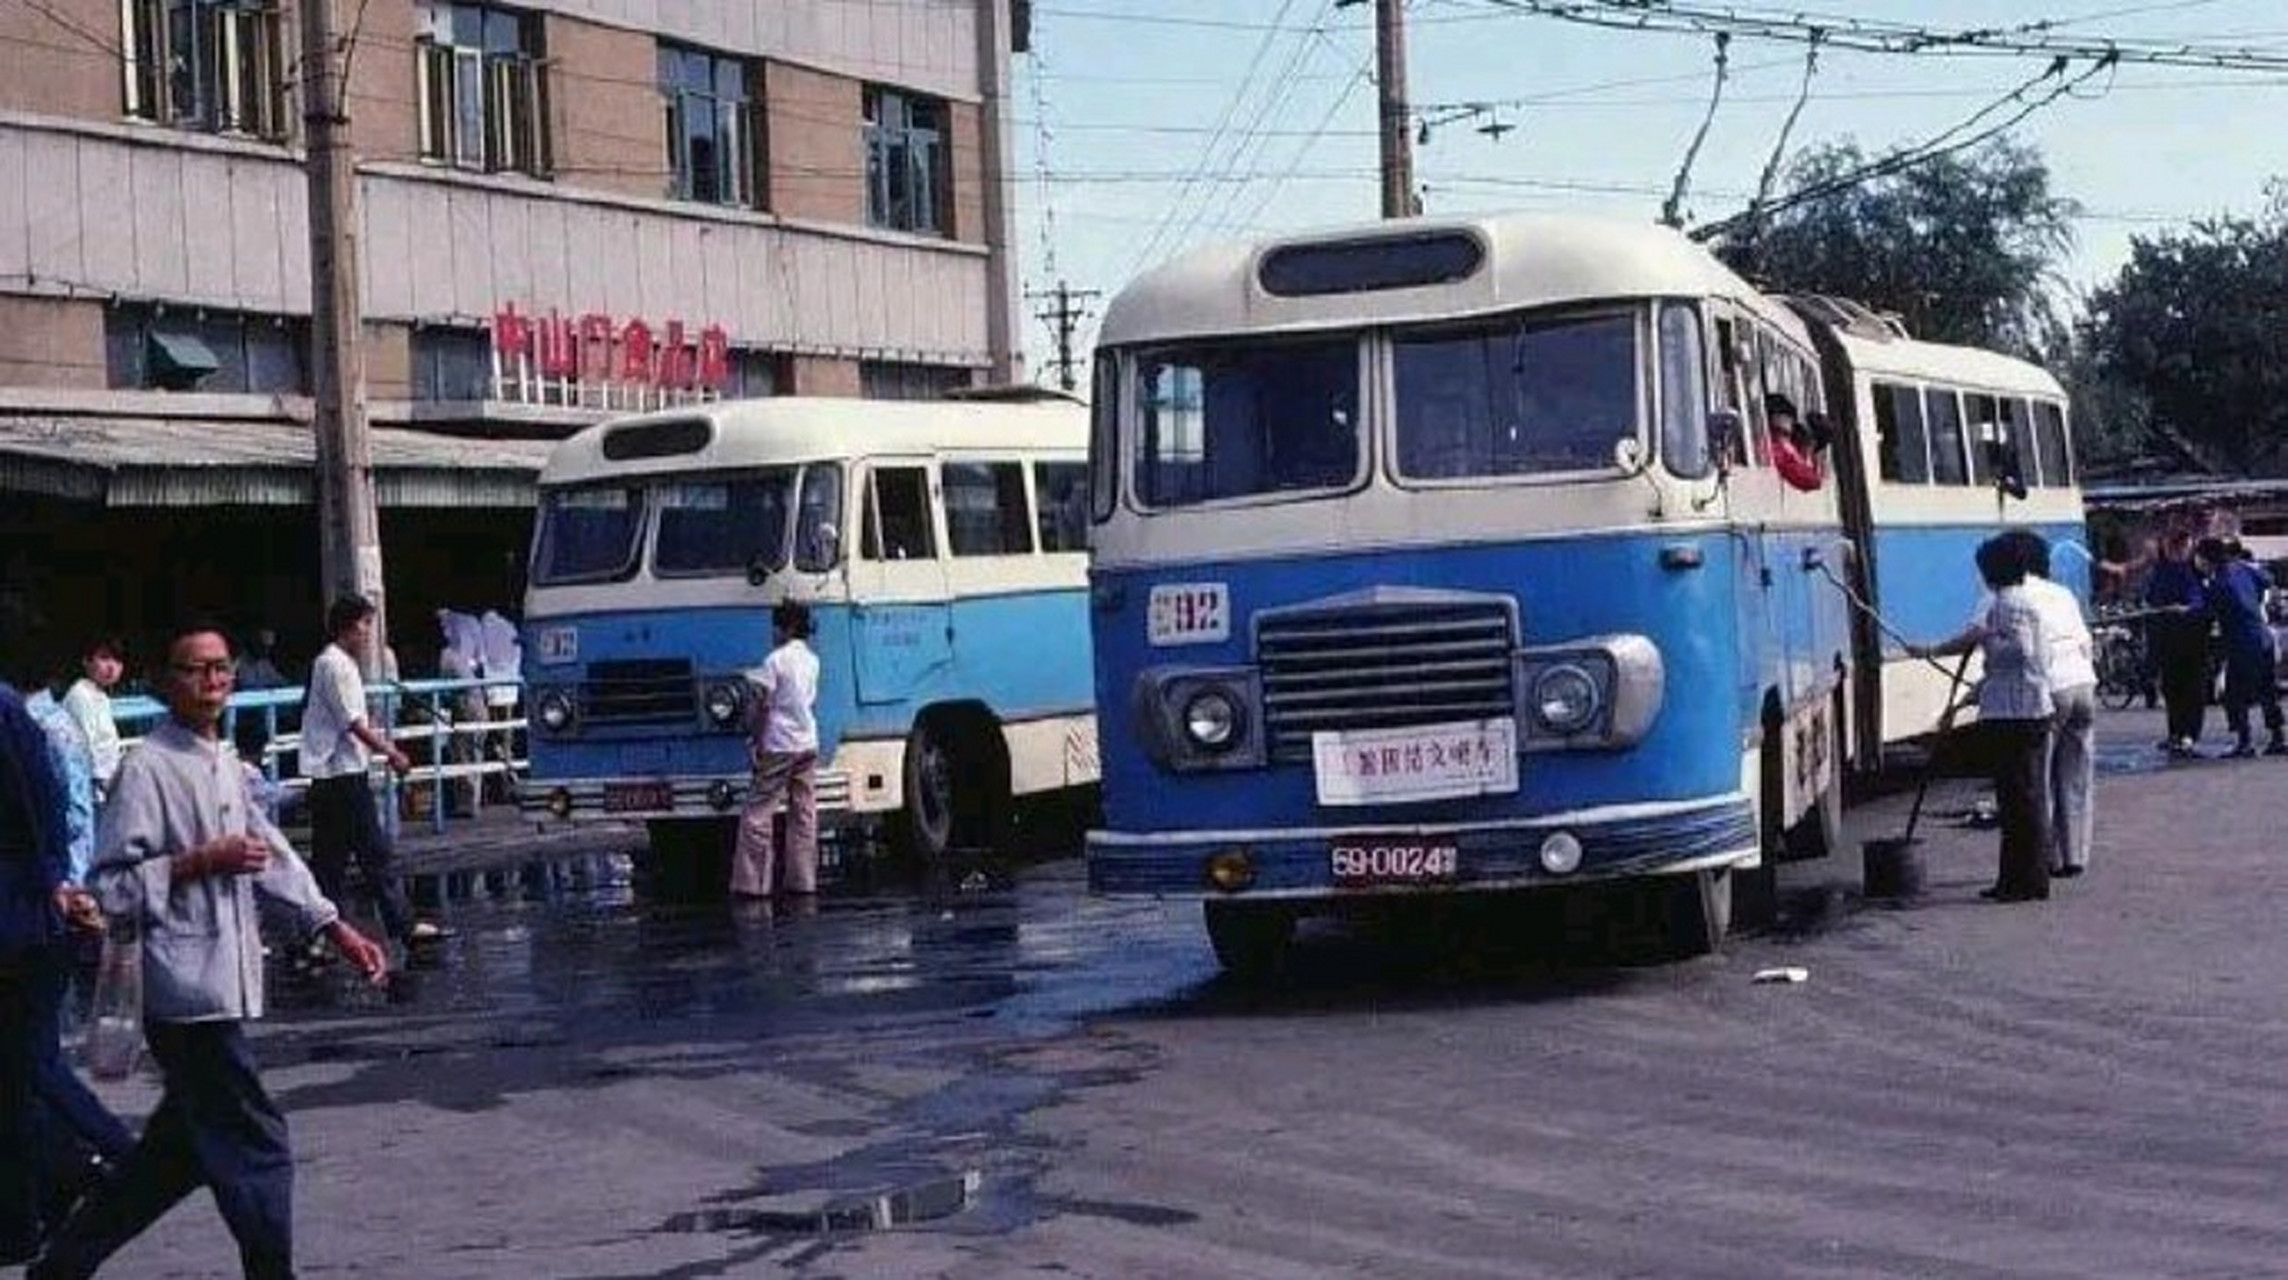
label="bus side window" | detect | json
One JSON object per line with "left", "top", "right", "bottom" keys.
{"left": 1963, "top": 393, "right": 1999, "bottom": 486}
{"left": 1035, "top": 460, "right": 1089, "bottom": 552}
{"left": 862, "top": 465, "right": 937, "bottom": 561}
{"left": 1872, "top": 380, "right": 1931, "bottom": 484}
{"left": 943, "top": 461, "right": 1034, "bottom": 557}
{"left": 1924, "top": 388, "right": 1969, "bottom": 485}
{"left": 2033, "top": 400, "right": 2073, "bottom": 487}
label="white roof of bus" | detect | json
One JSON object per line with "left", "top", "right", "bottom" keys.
{"left": 1100, "top": 212, "right": 1807, "bottom": 346}
{"left": 1828, "top": 328, "right": 2066, "bottom": 399}
{"left": 540, "top": 396, "right": 1087, "bottom": 485}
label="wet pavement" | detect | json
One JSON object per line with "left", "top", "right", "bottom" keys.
{"left": 63, "top": 703, "right": 2288, "bottom": 1277}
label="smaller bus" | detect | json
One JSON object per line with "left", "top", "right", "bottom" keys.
{"left": 519, "top": 394, "right": 1099, "bottom": 867}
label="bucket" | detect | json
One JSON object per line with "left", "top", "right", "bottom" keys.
{"left": 1862, "top": 837, "right": 1925, "bottom": 900}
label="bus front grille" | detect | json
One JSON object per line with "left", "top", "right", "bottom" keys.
{"left": 1257, "top": 600, "right": 1516, "bottom": 764}
{"left": 582, "top": 659, "right": 695, "bottom": 726}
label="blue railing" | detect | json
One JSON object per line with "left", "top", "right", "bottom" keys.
{"left": 112, "top": 676, "right": 527, "bottom": 837}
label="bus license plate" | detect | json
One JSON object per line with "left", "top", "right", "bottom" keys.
{"left": 603, "top": 781, "right": 675, "bottom": 813}
{"left": 1312, "top": 718, "right": 1519, "bottom": 806}
{"left": 1331, "top": 841, "right": 1460, "bottom": 887}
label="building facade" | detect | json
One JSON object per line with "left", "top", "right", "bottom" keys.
{"left": 0, "top": 0, "right": 1027, "bottom": 674}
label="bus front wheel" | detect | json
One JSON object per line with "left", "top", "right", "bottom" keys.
{"left": 1204, "top": 901, "right": 1295, "bottom": 981}
{"left": 897, "top": 715, "right": 1006, "bottom": 865}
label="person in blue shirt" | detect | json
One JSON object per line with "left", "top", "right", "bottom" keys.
{"left": 3, "top": 679, "right": 72, "bottom": 1264}
{"left": 2194, "top": 537, "right": 2286, "bottom": 758}
{"left": 2142, "top": 529, "right": 2211, "bottom": 756}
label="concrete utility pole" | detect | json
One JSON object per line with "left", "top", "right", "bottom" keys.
{"left": 302, "top": 0, "right": 387, "bottom": 674}
{"left": 1029, "top": 280, "right": 1100, "bottom": 393}
{"left": 1374, "top": 0, "right": 1415, "bottom": 219}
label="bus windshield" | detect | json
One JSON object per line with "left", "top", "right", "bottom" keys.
{"left": 1394, "top": 309, "right": 1641, "bottom": 480}
{"left": 653, "top": 469, "right": 797, "bottom": 577}
{"left": 532, "top": 484, "right": 647, "bottom": 586}
{"left": 1133, "top": 339, "right": 1359, "bottom": 507}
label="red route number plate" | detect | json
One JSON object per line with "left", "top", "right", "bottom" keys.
{"left": 1330, "top": 840, "right": 1460, "bottom": 886}
{"left": 603, "top": 781, "right": 675, "bottom": 813}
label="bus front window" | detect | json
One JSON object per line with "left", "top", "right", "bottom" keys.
{"left": 533, "top": 485, "right": 647, "bottom": 586}
{"left": 653, "top": 469, "right": 796, "bottom": 578}
{"left": 1133, "top": 339, "right": 1359, "bottom": 507}
{"left": 794, "top": 462, "right": 844, "bottom": 572}
{"left": 1394, "top": 310, "right": 1640, "bottom": 480}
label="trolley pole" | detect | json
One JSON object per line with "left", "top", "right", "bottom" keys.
{"left": 303, "top": 0, "right": 388, "bottom": 673}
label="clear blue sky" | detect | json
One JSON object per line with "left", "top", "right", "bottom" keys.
{"left": 1010, "top": 0, "right": 2288, "bottom": 377}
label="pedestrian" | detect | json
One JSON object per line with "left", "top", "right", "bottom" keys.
{"left": 731, "top": 600, "right": 822, "bottom": 900}
{"left": 28, "top": 620, "right": 388, "bottom": 1280}
{"left": 435, "top": 610, "right": 487, "bottom": 818}
{"left": 300, "top": 595, "right": 443, "bottom": 950}
{"left": 232, "top": 631, "right": 287, "bottom": 693}
{"left": 1908, "top": 535, "right": 2056, "bottom": 903}
{"left": 3, "top": 680, "right": 72, "bottom": 1266}
{"left": 2143, "top": 529, "right": 2209, "bottom": 756}
{"left": 477, "top": 609, "right": 522, "bottom": 802}
{"left": 59, "top": 640, "right": 125, "bottom": 801}
{"left": 2192, "top": 537, "right": 2286, "bottom": 758}
{"left": 2001, "top": 530, "right": 2100, "bottom": 879}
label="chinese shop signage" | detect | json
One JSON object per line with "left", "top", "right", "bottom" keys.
{"left": 490, "top": 303, "right": 732, "bottom": 406}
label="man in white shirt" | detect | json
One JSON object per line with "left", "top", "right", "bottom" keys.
{"left": 59, "top": 639, "right": 125, "bottom": 799}
{"left": 2006, "top": 532, "right": 2099, "bottom": 879}
{"left": 301, "top": 595, "right": 439, "bottom": 948}
{"left": 731, "top": 601, "right": 822, "bottom": 899}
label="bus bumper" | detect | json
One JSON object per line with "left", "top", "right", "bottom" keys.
{"left": 519, "top": 769, "right": 857, "bottom": 826}
{"left": 1087, "top": 794, "right": 1759, "bottom": 899}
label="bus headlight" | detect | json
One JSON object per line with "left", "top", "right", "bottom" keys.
{"left": 703, "top": 681, "right": 745, "bottom": 728}
{"left": 536, "top": 689, "right": 576, "bottom": 734}
{"left": 1531, "top": 664, "right": 1602, "bottom": 735}
{"left": 1182, "top": 689, "right": 1242, "bottom": 752}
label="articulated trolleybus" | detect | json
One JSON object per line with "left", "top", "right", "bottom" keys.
{"left": 521, "top": 394, "right": 1099, "bottom": 867}
{"left": 1085, "top": 213, "right": 2084, "bottom": 973}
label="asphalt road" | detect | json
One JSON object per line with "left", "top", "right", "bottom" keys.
{"left": 48, "top": 707, "right": 2288, "bottom": 1279}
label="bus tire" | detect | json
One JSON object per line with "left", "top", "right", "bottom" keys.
{"left": 1204, "top": 901, "right": 1295, "bottom": 981}
{"left": 897, "top": 712, "right": 1007, "bottom": 865}
{"left": 899, "top": 720, "right": 960, "bottom": 864}
{"left": 1664, "top": 868, "right": 1732, "bottom": 958}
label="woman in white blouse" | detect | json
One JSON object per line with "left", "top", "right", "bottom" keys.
{"left": 1909, "top": 536, "right": 2057, "bottom": 903}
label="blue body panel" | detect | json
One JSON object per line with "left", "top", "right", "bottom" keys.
{"left": 1089, "top": 525, "right": 1851, "bottom": 876}
{"left": 1867, "top": 520, "right": 2093, "bottom": 647}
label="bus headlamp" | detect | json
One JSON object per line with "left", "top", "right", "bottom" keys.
{"left": 536, "top": 689, "right": 576, "bottom": 734}
{"left": 1531, "top": 664, "right": 1601, "bottom": 735}
{"left": 1182, "top": 689, "right": 1242, "bottom": 752}
{"left": 703, "top": 681, "right": 745, "bottom": 728}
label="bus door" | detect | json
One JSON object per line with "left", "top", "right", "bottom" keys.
{"left": 845, "top": 457, "right": 953, "bottom": 707}
{"left": 1710, "top": 303, "right": 1780, "bottom": 717}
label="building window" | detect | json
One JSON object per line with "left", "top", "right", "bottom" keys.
{"left": 726, "top": 349, "right": 786, "bottom": 399}
{"left": 416, "top": 1, "right": 550, "bottom": 177}
{"left": 659, "top": 44, "right": 761, "bottom": 208}
{"left": 860, "top": 361, "right": 970, "bottom": 401}
{"left": 104, "top": 306, "right": 306, "bottom": 394}
{"left": 864, "top": 86, "right": 947, "bottom": 235}
{"left": 412, "top": 327, "right": 493, "bottom": 402}
{"left": 121, "top": 0, "right": 286, "bottom": 139}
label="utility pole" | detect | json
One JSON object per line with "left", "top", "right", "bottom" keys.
{"left": 302, "top": 0, "right": 387, "bottom": 674}
{"left": 1374, "top": 0, "right": 1415, "bottom": 219}
{"left": 1028, "top": 281, "right": 1100, "bottom": 393}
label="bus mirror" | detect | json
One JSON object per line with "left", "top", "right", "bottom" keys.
{"left": 1612, "top": 437, "right": 1647, "bottom": 474}
{"left": 811, "top": 523, "right": 842, "bottom": 572}
{"left": 746, "top": 556, "right": 773, "bottom": 588}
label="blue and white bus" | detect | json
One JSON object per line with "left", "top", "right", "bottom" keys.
{"left": 520, "top": 394, "right": 1099, "bottom": 867}
{"left": 1083, "top": 214, "right": 2083, "bottom": 971}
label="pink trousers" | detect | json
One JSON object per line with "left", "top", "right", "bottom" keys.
{"left": 730, "top": 750, "right": 819, "bottom": 896}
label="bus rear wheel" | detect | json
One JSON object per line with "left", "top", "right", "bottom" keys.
{"left": 896, "top": 715, "right": 1006, "bottom": 866}
{"left": 1204, "top": 901, "right": 1295, "bottom": 981}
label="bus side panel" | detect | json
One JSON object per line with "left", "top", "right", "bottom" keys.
{"left": 1092, "top": 530, "right": 1752, "bottom": 837}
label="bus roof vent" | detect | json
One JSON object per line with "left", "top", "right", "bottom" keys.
{"left": 1258, "top": 230, "right": 1485, "bottom": 298}
{"left": 600, "top": 417, "right": 712, "bottom": 461}
{"left": 1784, "top": 294, "right": 1911, "bottom": 342}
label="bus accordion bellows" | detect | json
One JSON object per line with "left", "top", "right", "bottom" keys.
{"left": 1083, "top": 213, "right": 2087, "bottom": 974}
{"left": 519, "top": 393, "right": 1100, "bottom": 871}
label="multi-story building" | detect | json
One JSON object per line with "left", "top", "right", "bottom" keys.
{"left": 0, "top": 0, "right": 1027, "bottom": 670}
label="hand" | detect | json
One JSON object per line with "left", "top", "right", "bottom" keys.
{"left": 54, "top": 887, "right": 104, "bottom": 935}
{"left": 327, "top": 920, "right": 390, "bottom": 985}
{"left": 202, "top": 833, "right": 271, "bottom": 876}
{"left": 385, "top": 746, "right": 413, "bottom": 777}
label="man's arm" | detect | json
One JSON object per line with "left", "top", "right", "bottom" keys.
{"left": 350, "top": 718, "right": 411, "bottom": 775}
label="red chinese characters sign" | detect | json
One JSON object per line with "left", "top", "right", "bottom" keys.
{"left": 491, "top": 303, "right": 731, "bottom": 403}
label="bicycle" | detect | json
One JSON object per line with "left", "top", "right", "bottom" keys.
{"left": 2093, "top": 612, "right": 2150, "bottom": 712}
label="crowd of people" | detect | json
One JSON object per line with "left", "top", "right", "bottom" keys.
{"left": 2135, "top": 530, "right": 2287, "bottom": 759}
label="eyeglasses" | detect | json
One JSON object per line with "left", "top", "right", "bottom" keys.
{"left": 170, "top": 661, "right": 236, "bottom": 679}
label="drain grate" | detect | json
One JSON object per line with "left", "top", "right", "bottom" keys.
{"left": 664, "top": 1169, "right": 981, "bottom": 1237}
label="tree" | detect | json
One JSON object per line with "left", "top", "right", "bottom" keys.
{"left": 1713, "top": 138, "right": 2077, "bottom": 354}
{"left": 2082, "top": 193, "right": 2288, "bottom": 477}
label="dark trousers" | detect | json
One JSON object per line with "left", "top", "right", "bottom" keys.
{"left": 2221, "top": 647, "right": 2285, "bottom": 744}
{"left": 1, "top": 959, "right": 38, "bottom": 1255}
{"left": 33, "top": 1020, "right": 295, "bottom": 1280}
{"left": 1991, "top": 720, "right": 2054, "bottom": 899}
{"left": 26, "top": 944, "right": 135, "bottom": 1227}
{"left": 2156, "top": 635, "right": 2210, "bottom": 743}
{"left": 307, "top": 774, "right": 411, "bottom": 943}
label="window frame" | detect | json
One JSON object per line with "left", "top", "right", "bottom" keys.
{"left": 659, "top": 41, "right": 763, "bottom": 209}
{"left": 121, "top": 0, "right": 287, "bottom": 140}
{"left": 1871, "top": 379, "right": 1933, "bottom": 485}
{"left": 863, "top": 84, "right": 949, "bottom": 236}
{"left": 415, "top": 1, "right": 552, "bottom": 178}
{"left": 530, "top": 483, "right": 650, "bottom": 587}
{"left": 1923, "top": 387, "right": 1971, "bottom": 486}
{"left": 1128, "top": 333, "right": 1370, "bottom": 514}
{"left": 859, "top": 463, "right": 941, "bottom": 563}
{"left": 647, "top": 467, "right": 801, "bottom": 581}
{"left": 1033, "top": 459, "right": 1090, "bottom": 553}
{"left": 940, "top": 459, "right": 1037, "bottom": 558}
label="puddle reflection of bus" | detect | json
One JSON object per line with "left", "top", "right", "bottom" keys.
{"left": 1082, "top": 213, "right": 2086, "bottom": 974}
{"left": 519, "top": 393, "right": 1099, "bottom": 875}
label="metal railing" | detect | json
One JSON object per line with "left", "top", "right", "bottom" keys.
{"left": 112, "top": 675, "right": 528, "bottom": 837}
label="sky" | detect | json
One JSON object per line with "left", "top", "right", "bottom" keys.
{"left": 1007, "top": 0, "right": 2288, "bottom": 379}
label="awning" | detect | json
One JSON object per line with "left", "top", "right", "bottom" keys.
{"left": 0, "top": 414, "right": 553, "bottom": 509}
{"left": 146, "top": 331, "right": 221, "bottom": 389}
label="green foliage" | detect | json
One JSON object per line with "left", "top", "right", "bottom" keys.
{"left": 2082, "top": 194, "right": 2288, "bottom": 477}
{"left": 1714, "top": 138, "right": 2076, "bottom": 354}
